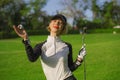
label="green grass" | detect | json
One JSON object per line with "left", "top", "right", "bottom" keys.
{"left": 0, "top": 33, "right": 120, "bottom": 80}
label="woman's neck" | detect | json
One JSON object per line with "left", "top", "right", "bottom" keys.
{"left": 50, "top": 32, "right": 59, "bottom": 37}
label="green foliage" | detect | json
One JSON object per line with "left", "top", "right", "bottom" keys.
{"left": 27, "top": 29, "right": 49, "bottom": 35}
{"left": 68, "top": 30, "right": 79, "bottom": 34}
{"left": 112, "top": 5, "right": 120, "bottom": 25}
{"left": 0, "top": 29, "right": 49, "bottom": 39}
{"left": 76, "top": 18, "right": 102, "bottom": 29}
{"left": 0, "top": 31, "right": 17, "bottom": 39}
{"left": 91, "top": 0, "right": 120, "bottom": 28}
{"left": 0, "top": 0, "right": 12, "bottom": 7}
{"left": 88, "top": 28, "right": 120, "bottom": 33}
{"left": 0, "top": 0, "right": 47, "bottom": 31}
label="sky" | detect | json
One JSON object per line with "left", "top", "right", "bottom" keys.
{"left": 42, "top": 0, "right": 93, "bottom": 25}
{"left": 42, "top": 0, "right": 113, "bottom": 16}
{"left": 42, "top": 0, "right": 64, "bottom": 15}
{"left": 25, "top": 0, "right": 114, "bottom": 25}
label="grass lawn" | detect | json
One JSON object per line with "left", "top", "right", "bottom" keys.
{"left": 0, "top": 33, "right": 120, "bottom": 80}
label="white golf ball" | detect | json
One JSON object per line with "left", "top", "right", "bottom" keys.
{"left": 18, "top": 24, "right": 23, "bottom": 29}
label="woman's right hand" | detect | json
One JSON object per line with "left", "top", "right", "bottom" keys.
{"left": 13, "top": 25, "right": 28, "bottom": 40}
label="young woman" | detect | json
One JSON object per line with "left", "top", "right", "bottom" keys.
{"left": 13, "top": 14, "right": 86, "bottom": 80}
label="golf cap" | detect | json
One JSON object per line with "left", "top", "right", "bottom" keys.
{"left": 51, "top": 14, "right": 67, "bottom": 26}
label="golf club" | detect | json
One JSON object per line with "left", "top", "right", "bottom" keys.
{"left": 82, "top": 27, "right": 87, "bottom": 80}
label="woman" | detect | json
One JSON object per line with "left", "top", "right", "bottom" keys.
{"left": 13, "top": 14, "right": 86, "bottom": 80}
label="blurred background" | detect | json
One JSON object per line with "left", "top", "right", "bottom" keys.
{"left": 0, "top": 0, "right": 120, "bottom": 38}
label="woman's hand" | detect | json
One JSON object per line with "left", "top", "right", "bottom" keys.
{"left": 13, "top": 25, "right": 28, "bottom": 40}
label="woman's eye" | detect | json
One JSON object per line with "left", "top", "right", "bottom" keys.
{"left": 59, "top": 22, "right": 63, "bottom": 25}
{"left": 54, "top": 20, "right": 57, "bottom": 22}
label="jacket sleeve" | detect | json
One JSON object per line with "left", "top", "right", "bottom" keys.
{"left": 22, "top": 40, "right": 44, "bottom": 62}
{"left": 67, "top": 43, "right": 81, "bottom": 72}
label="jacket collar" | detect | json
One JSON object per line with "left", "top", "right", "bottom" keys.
{"left": 47, "top": 36, "right": 62, "bottom": 42}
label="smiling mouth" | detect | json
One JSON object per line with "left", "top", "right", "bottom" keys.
{"left": 53, "top": 26, "right": 59, "bottom": 29}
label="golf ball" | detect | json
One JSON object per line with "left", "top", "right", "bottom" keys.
{"left": 18, "top": 24, "right": 23, "bottom": 29}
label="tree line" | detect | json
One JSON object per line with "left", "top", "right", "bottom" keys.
{"left": 0, "top": 0, "right": 120, "bottom": 39}
{"left": 61, "top": 0, "right": 120, "bottom": 30}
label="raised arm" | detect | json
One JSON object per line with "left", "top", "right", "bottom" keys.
{"left": 13, "top": 25, "right": 41, "bottom": 62}
{"left": 13, "top": 25, "right": 28, "bottom": 40}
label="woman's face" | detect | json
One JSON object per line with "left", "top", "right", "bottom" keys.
{"left": 49, "top": 19, "right": 64, "bottom": 35}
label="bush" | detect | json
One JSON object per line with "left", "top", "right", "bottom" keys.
{"left": 0, "top": 31, "right": 17, "bottom": 39}
{"left": 27, "top": 29, "right": 49, "bottom": 35}
{"left": 0, "top": 31, "right": 10, "bottom": 39}
{"left": 0, "top": 29, "right": 49, "bottom": 39}
{"left": 88, "top": 28, "right": 120, "bottom": 33}
{"left": 0, "top": 28, "right": 120, "bottom": 39}
{"left": 68, "top": 30, "right": 79, "bottom": 34}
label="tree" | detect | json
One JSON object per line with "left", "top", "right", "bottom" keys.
{"left": 92, "top": 0, "right": 101, "bottom": 19}
{"left": 0, "top": 0, "right": 49, "bottom": 39}
{"left": 100, "top": 1, "right": 120, "bottom": 28}
{"left": 0, "top": 0, "right": 47, "bottom": 31}
{"left": 91, "top": 0, "right": 120, "bottom": 28}
{"left": 111, "top": 1, "right": 120, "bottom": 25}
{"left": 21, "top": 0, "right": 47, "bottom": 29}
{"left": 60, "top": 0, "right": 91, "bottom": 30}
{"left": 0, "top": 0, "right": 27, "bottom": 31}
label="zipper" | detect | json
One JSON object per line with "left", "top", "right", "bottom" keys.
{"left": 54, "top": 37, "right": 56, "bottom": 54}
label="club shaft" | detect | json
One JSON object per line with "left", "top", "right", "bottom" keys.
{"left": 84, "top": 56, "right": 86, "bottom": 80}
{"left": 82, "top": 29, "right": 86, "bottom": 80}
